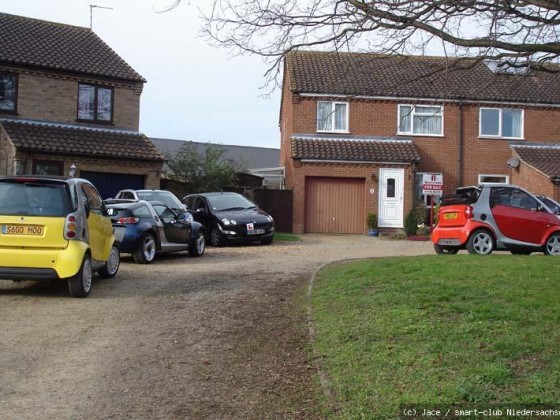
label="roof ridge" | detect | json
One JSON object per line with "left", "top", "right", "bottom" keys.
{"left": 0, "top": 12, "right": 90, "bottom": 32}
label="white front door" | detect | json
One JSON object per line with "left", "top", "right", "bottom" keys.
{"left": 378, "top": 168, "right": 404, "bottom": 228}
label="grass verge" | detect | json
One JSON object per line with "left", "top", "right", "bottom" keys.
{"left": 310, "top": 255, "right": 560, "bottom": 418}
{"left": 274, "top": 232, "right": 301, "bottom": 242}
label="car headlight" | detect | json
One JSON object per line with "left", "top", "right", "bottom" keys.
{"left": 184, "top": 212, "right": 194, "bottom": 223}
{"left": 267, "top": 215, "right": 274, "bottom": 222}
{"left": 221, "top": 218, "right": 237, "bottom": 226}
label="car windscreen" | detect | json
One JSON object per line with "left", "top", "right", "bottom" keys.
{"left": 136, "top": 191, "right": 182, "bottom": 209}
{"left": 206, "top": 194, "right": 256, "bottom": 212}
{"left": 0, "top": 181, "right": 71, "bottom": 216}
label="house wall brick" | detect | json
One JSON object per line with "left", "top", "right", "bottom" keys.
{"left": 511, "top": 162, "right": 557, "bottom": 200}
{"left": 284, "top": 94, "right": 560, "bottom": 193}
{"left": 2, "top": 67, "right": 141, "bottom": 131}
{"left": 281, "top": 80, "right": 560, "bottom": 233}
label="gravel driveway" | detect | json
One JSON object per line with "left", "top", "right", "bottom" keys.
{"left": 0, "top": 235, "right": 433, "bottom": 419}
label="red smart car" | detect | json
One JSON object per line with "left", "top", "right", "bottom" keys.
{"left": 432, "top": 184, "right": 560, "bottom": 255}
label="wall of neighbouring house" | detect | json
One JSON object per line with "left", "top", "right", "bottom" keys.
{"left": 0, "top": 124, "right": 17, "bottom": 175}
{"left": 511, "top": 161, "right": 559, "bottom": 200}
{"left": 2, "top": 67, "right": 142, "bottom": 131}
{"left": 279, "top": 73, "right": 296, "bottom": 191}
{"left": 13, "top": 153, "right": 161, "bottom": 189}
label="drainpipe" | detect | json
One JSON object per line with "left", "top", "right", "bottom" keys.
{"left": 457, "top": 102, "right": 464, "bottom": 186}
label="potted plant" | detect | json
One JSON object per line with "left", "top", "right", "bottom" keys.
{"left": 366, "top": 213, "right": 379, "bottom": 236}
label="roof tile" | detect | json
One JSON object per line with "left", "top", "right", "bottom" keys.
{"left": 513, "top": 145, "right": 560, "bottom": 178}
{"left": 1, "top": 119, "right": 164, "bottom": 161}
{"left": 291, "top": 136, "right": 420, "bottom": 163}
{"left": 0, "top": 13, "right": 144, "bottom": 82}
{"left": 287, "top": 51, "right": 560, "bottom": 105}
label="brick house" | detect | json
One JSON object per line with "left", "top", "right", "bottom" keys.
{"left": 280, "top": 51, "right": 560, "bottom": 234}
{"left": 0, "top": 13, "right": 164, "bottom": 198}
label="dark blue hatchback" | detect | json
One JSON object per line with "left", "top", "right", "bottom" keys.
{"left": 106, "top": 200, "right": 205, "bottom": 263}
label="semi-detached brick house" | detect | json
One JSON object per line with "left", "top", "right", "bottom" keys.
{"left": 0, "top": 13, "right": 164, "bottom": 198}
{"left": 280, "top": 50, "right": 560, "bottom": 234}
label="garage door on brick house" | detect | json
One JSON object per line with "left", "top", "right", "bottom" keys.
{"left": 305, "top": 177, "right": 365, "bottom": 234}
{"left": 80, "top": 171, "right": 145, "bottom": 199}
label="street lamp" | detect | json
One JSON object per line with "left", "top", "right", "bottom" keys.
{"left": 69, "top": 163, "right": 77, "bottom": 178}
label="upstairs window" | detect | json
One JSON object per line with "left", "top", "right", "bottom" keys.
{"left": 317, "top": 101, "right": 348, "bottom": 132}
{"left": 398, "top": 105, "right": 443, "bottom": 136}
{"left": 0, "top": 73, "right": 17, "bottom": 113}
{"left": 479, "top": 108, "right": 523, "bottom": 139}
{"left": 77, "top": 84, "right": 113, "bottom": 123}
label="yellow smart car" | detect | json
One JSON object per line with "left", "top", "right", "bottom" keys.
{"left": 0, "top": 176, "right": 120, "bottom": 297}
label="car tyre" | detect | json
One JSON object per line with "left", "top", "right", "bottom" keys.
{"left": 68, "top": 255, "right": 92, "bottom": 298}
{"left": 133, "top": 233, "right": 157, "bottom": 264}
{"left": 544, "top": 233, "right": 560, "bottom": 255}
{"left": 99, "top": 244, "right": 120, "bottom": 278}
{"left": 210, "top": 226, "right": 224, "bottom": 247}
{"left": 433, "top": 244, "right": 459, "bottom": 255}
{"left": 189, "top": 231, "right": 206, "bottom": 257}
{"left": 466, "top": 229, "right": 494, "bottom": 255}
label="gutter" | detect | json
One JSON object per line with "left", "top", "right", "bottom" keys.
{"left": 298, "top": 93, "right": 560, "bottom": 109}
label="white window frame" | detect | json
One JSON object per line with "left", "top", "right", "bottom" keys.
{"left": 397, "top": 104, "right": 444, "bottom": 136}
{"left": 316, "top": 101, "right": 349, "bottom": 133}
{"left": 479, "top": 108, "right": 524, "bottom": 139}
{"left": 478, "top": 174, "right": 510, "bottom": 184}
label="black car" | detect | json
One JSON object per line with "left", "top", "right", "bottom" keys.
{"left": 106, "top": 200, "right": 205, "bottom": 263}
{"left": 183, "top": 192, "right": 274, "bottom": 246}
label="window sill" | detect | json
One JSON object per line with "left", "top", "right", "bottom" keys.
{"left": 478, "top": 136, "right": 524, "bottom": 141}
{"left": 316, "top": 130, "right": 350, "bottom": 134}
{"left": 76, "top": 119, "right": 114, "bottom": 126}
{"left": 397, "top": 133, "right": 444, "bottom": 138}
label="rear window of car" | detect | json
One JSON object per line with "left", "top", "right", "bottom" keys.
{"left": 0, "top": 181, "right": 70, "bottom": 216}
{"left": 107, "top": 207, "right": 133, "bottom": 222}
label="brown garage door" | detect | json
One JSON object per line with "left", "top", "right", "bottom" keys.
{"left": 305, "top": 177, "right": 365, "bottom": 234}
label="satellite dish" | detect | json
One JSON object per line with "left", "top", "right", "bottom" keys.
{"left": 507, "top": 157, "right": 520, "bottom": 168}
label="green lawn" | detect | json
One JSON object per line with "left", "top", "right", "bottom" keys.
{"left": 274, "top": 232, "right": 301, "bottom": 242}
{"left": 310, "top": 255, "right": 560, "bottom": 418}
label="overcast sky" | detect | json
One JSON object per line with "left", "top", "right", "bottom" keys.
{"left": 1, "top": 0, "right": 281, "bottom": 149}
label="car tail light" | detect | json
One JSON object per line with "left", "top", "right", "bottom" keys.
{"left": 465, "top": 205, "right": 474, "bottom": 219}
{"left": 118, "top": 217, "right": 139, "bottom": 224}
{"left": 64, "top": 213, "right": 78, "bottom": 240}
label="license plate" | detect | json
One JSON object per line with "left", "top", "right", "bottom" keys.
{"left": 443, "top": 213, "right": 458, "bottom": 220}
{"left": 2, "top": 224, "right": 44, "bottom": 236}
{"left": 246, "top": 223, "right": 265, "bottom": 235}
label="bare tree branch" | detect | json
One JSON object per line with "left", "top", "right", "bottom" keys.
{"left": 170, "top": 0, "right": 560, "bottom": 86}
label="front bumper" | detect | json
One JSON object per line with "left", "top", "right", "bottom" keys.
{"left": 221, "top": 225, "right": 274, "bottom": 243}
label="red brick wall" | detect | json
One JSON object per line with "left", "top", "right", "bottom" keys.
{"left": 284, "top": 96, "right": 560, "bottom": 195}
{"left": 512, "top": 161, "right": 557, "bottom": 200}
